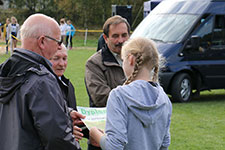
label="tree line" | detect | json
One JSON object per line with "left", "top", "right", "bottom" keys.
{"left": 1, "top": 0, "right": 147, "bottom": 30}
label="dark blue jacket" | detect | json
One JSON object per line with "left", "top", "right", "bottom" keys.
{"left": 0, "top": 48, "right": 80, "bottom": 150}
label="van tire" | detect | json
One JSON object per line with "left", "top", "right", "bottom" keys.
{"left": 171, "top": 73, "right": 192, "bottom": 102}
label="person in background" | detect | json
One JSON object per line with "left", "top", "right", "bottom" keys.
{"left": 50, "top": 44, "right": 77, "bottom": 110}
{"left": 7, "top": 16, "right": 20, "bottom": 50}
{"left": 89, "top": 37, "right": 172, "bottom": 150}
{"left": 66, "top": 20, "right": 75, "bottom": 50}
{"left": 84, "top": 15, "right": 130, "bottom": 150}
{"left": 0, "top": 22, "right": 2, "bottom": 39}
{"left": 85, "top": 15, "right": 130, "bottom": 107}
{"left": 96, "top": 33, "right": 105, "bottom": 51}
{"left": 50, "top": 44, "right": 89, "bottom": 145}
{"left": 3, "top": 18, "right": 10, "bottom": 54}
{"left": 0, "top": 13, "right": 84, "bottom": 150}
{"left": 60, "top": 18, "right": 67, "bottom": 45}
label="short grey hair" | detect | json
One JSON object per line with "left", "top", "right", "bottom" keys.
{"left": 20, "top": 14, "right": 57, "bottom": 40}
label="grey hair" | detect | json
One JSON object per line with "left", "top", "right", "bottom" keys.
{"left": 20, "top": 14, "right": 56, "bottom": 40}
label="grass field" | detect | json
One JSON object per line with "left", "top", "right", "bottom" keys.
{"left": 0, "top": 37, "right": 225, "bottom": 150}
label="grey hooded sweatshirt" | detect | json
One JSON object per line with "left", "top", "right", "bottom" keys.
{"left": 100, "top": 80, "right": 172, "bottom": 150}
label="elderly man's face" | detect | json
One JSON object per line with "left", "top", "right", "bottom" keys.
{"left": 50, "top": 49, "right": 68, "bottom": 77}
{"left": 104, "top": 22, "right": 129, "bottom": 55}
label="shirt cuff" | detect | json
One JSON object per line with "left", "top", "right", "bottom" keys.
{"left": 100, "top": 135, "right": 106, "bottom": 150}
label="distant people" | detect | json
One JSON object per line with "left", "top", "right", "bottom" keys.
{"left": 66, "top": 20, "right": 75, "bottom": 50}
{"left": 0, "top": 13, "right": 84, "bottom": 150}
{"left": 84, "top": 15, "right": 130, "bottom": 150}
{"left": 96, "top": 33, "right": 105, "bottom": 51}
{"left": 60, "top": 18, "right": 67, "bottom": 45}
{"left": 89, "top": 37, "right": 172, "bottom": 150}
{"left": 3, "top": 18, "right": 10, "bottom": 54}
{"left": 0, "top": 22, "right": 2, "bottom": 39}
{"left": 7, "top": 16, "right": 20, "bottom": 50}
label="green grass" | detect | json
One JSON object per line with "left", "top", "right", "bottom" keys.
{"left": 73, "top": 32, "right": 101, "bottom": 47}
{"left": 65, "top": 49, "right": 95, "bottom": 107}
{"left": 65, "top": 50, "right": 225, "bottom": 150}
{"left": 0, "top": 39, "right": 225, "bottom": 150}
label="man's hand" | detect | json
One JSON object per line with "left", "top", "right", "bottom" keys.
{"left": 70, "top": 110, "right": 85, "bottom": 126}
{"left": 70, "top": 110, "right": 86, "bottom": 141}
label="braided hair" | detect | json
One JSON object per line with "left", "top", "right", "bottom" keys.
{"left": 122, "top": 37, "right": 162, "bottom": 85}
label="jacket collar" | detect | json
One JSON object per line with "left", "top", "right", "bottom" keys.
{"left": 101, "top": 44, "right": 121, "bottom": 67}
{"left": 14, "top": 48, "right": 52, "bottom": 68}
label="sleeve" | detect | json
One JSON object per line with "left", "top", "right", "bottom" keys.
{"left": 7, "top": 24, "right": 10, "bottom": 40}
{"left": 3, "top": 24, "right": 6, "bottom": 37}
{"left": 71, "top": 25, "right": 75, "bottom": 36}
{"left": 16, "top": 24, "right": 20, "bottom": 38}
{"left": 160, "top": 101, "right": 172, "bottom": 150}
{"left": 85, "top": 56, "right": 111, "bottom": 107}
{"left": 101, "top": 89, "right": 128, "bottom": 150}
{"left": 27, "top": 77, "right": 80, "bottom": 150}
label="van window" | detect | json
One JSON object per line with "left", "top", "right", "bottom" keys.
{"left": 186, "top": 15, "right": 225, "bottom": 53}
{"left": 194, "top": 15, "right": 214, "bottom": 51}
{"left": 212, "top": 15, "right": 225, "bottom": 50}
{"left": 131, "top": 14, "right": 198, "bottom": 43}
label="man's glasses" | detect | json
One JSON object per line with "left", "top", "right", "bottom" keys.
{"left": 44, "top": 35, "right": 63, "bottom": 46}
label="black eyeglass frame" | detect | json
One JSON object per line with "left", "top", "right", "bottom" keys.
{"left": 44, "top": 35, "right": 63, "bottom": 46}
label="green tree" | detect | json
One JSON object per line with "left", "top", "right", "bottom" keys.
{"left": 6, "top": 0, "right": 147, "bottom": 29}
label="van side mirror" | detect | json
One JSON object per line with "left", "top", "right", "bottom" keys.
{"left": 191, "top": 35, "right": 201, "bottom": 49}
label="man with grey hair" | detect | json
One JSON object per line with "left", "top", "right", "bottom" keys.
{"left": 0, "top": 14, "right": 83, "bottom": 150}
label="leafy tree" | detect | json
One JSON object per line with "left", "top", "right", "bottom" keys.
{"left": 6, "top": 0, "right": 147, "bottom": 29}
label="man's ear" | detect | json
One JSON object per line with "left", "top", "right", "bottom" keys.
{"left": 103, "top": 34, "right": 108, "bottom": 44}
{"left": 37, "top": 36, "right": 45, "bottom": 50}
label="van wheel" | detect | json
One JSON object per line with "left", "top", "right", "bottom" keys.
{"left": 171, "top": 73, "right": 192, "bottom": 102}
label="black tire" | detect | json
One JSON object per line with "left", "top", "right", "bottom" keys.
{"left": 171, "top": 73, "right": 192, "bottom": 102}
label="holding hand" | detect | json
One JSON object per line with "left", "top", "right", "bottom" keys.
{"left": 89, "top": 127, "right": 104, "bottom": 147}
{"left": 70, "top": 110, "right": 86, "bottom": 141}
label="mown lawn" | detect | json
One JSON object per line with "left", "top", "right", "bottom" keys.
{"left": 65, "top": 50, "right": 225, "bottom": 150}
{"left": 0, "top": 40, "right": 224, "bottom": 150}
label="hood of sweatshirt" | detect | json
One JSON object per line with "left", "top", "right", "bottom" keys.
{"left": 116, "top": 80, "right": 171, "bottom": 127}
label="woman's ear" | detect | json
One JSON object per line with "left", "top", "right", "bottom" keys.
{"left": 128, "top": 54, "right": 135, "bottom": 66}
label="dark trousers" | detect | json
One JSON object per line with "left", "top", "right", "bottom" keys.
{"left": 66, "top": 35, "right": 73, "bottom": 48}
{"left": 88, "top": 143, "right": 102, "bottom": 150}
{"left": 5, "top": 39, "right": 8, "bottom": 52}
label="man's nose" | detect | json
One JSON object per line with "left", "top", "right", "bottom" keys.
{"left": 118, "top": 36, "right": 124, "bottom": 43}
{"left": 58, "top": 59, "right": 64, "bottom": 66}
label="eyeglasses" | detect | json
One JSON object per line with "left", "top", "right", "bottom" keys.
{"left": 44, "top": 35, "right": 63, "bottom": 46}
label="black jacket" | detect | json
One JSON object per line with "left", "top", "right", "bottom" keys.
{"left": 0, "top": 48, "right": 80, "bottom": 150}
{"left": 60, "top": 75, "right": 77, "bottom": 110}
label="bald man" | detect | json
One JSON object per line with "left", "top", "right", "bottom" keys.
{"left": 0, "top": 14, "right": 83, "bottom": 150}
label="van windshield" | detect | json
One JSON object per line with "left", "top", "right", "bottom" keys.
{"left": 131, "top": 14, "right": 198, "bottom": 43}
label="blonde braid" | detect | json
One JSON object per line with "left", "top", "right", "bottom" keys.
{"left": 124, "top": 53, "right": 143, "bottom": 85}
